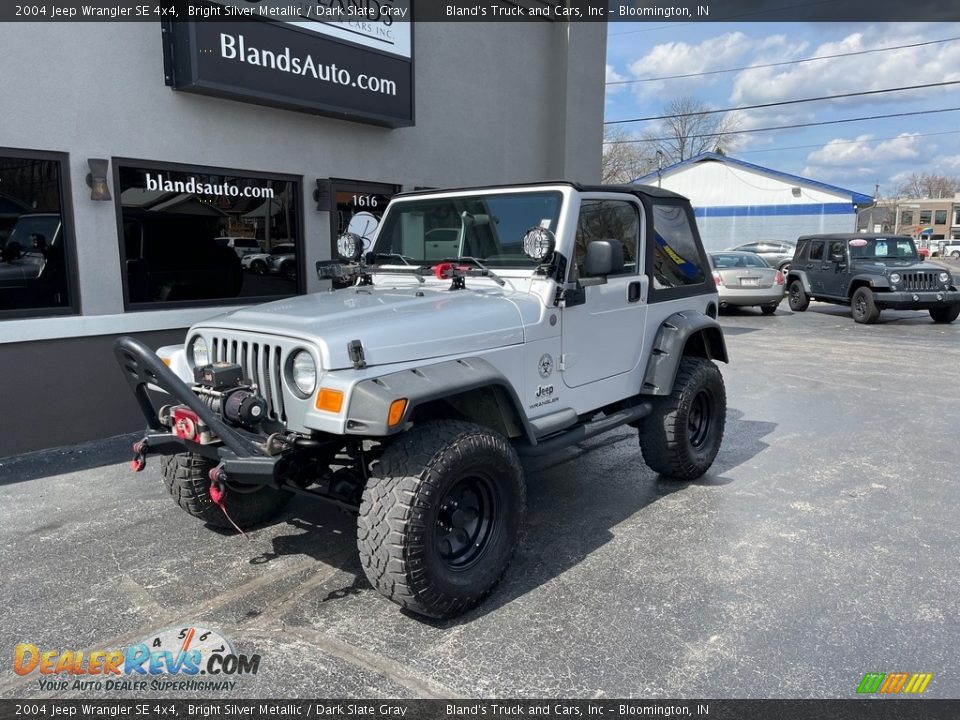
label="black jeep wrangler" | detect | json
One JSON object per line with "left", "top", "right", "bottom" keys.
{"left": 785, "top": 234, "right": 960, "bottom": 324}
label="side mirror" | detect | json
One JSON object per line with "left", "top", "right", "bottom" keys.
{"left": 584, "top": 240, "right": 624, "bottom": 277}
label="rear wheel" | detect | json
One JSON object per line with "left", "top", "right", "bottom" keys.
{"left": 761, "top": 302, "right": 779, "bottom": 315}
{"left": 160, "top": 453, "right": 292, "bottom": 529}
{"left": 788, "top": 280, "right": 809, "bottom": 311}
{"left": 358, "top": 420, "right": 525, "bottom": 619}
{"left": 930, "top": 304, "right": 960, "bottom": 323}
{"left": 851, "top": 286, "right": 880, "bottom": 324}
{"left": 251, "top": 259, "right": 267, "bottom": 275}
{"left": 951, "top": 251, "right": 960, "bottom": 259}
{"left": 639, "top": 357, "right": 726, "bottom": 481}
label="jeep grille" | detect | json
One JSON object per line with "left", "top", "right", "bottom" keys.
{"left": 210, "top": 336, "right": 286, "bottom": 422}
{"left": 901, "top": 272, "right": 938, "bottom": 291}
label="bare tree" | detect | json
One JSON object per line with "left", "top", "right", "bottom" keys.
{"left": 641, "top": 97, "right": 739, "bottom": 165}
{"left": 895, "top": 172, "right": 960, "bottom": 199}
{"left": 601, "top": 127, "right": 655, "bottom": 184}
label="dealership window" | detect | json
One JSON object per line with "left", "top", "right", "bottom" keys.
{"left": 0, "top": 150, "right": 75, "bottom": 319}
{"left": 920, "top": 210, "right": 932, "bottom": 224}
{"left": 116, "top": 162, "right": 301, "bottom": 309}
{"left": 650, "top": 204, "right": 707, "bottom": 289}
{"left": 935, "top": 209, "right": 947, "bottom": 225}
{"left": 900, "top": 210, "right": 913, "bottom": 225}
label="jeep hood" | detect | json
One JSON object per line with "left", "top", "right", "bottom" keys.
{"left": 194, "top": 285, "right": 529, "bottom": 369}
{"left": 852, "top": 259, "right": 943, "bottom": 271}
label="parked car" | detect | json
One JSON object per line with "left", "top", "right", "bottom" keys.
{"left": 215, "top": 236, "right": 262, "bottom": 258}
{"left": 710, "top": 251, "right": 784, "bottom": 314}
{"left": 241, "top": 243, "right": 295, "bottom": 275}
{"left": 786, "top": 234, "right": 960, "bottom": 324}
{"left": 0, "top": 213, "right": 67, "bottom": 310}
{"left": 939, "top": 240, "right": 960, "bottom": 259}
{"left": 728, "top": 240, "right": 795, "bottom": 275}
{"left": 267, "top": 246, "right": 297, "bottom": 280}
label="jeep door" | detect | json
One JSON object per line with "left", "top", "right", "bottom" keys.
{"left": 821, "top": 239, "right": 850, "bottom": 297}
{"left": 801, "top": 239, "right": 827, "bottom": 294}
{"left": 561, "top": 196, "right": 648, "bottom": 388}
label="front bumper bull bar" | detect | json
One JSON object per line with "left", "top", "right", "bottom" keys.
{"left": 113, "top": 336, "right": 280, "bottom": 486}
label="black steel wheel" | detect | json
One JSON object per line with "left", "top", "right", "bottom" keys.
{"left": 639, "top": 357, "right": 726, "bottom": 481}
{"left": 788, "top": 279, "right": 809, "bottom": 311}
{"left": 435, "top": 475, "right": 498, "bottom": 571}
{"left": 358, "top": 420, "right": 525, "bottom": 619}
{"left": 851, "top": 286, "right": 880, "bottom": 324}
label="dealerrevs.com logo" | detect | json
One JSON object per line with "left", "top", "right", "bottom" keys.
{"left": 13, "top": 626, "right": 260, "bottom": 692}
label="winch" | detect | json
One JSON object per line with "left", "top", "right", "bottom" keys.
{"left": 190, "top": 362, "right": 268, "bottom": 430}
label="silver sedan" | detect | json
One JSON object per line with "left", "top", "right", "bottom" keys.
{"left": 710, "top": 252, "right": 785, "bottom": 315}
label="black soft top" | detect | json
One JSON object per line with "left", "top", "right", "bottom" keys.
{"left": 393, "top": 181, "right": 689, "bottom": 202}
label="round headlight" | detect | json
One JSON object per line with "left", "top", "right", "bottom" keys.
{"left": 190, "top": 336, "right": 210, "bottom": 367}
{"left": 889, "top": 273, "right": 901, "bottom": 284}
{"left": 291, "top": 350, "right": 317, "bottom": 395}
{"left": 939, "top": 272, "right": 950, "bottom": 284}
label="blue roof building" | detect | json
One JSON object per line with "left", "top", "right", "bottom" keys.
{"left": 634, "top": 152, "right": 874, "bottom": 250}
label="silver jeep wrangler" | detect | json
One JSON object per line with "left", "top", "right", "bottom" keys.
{"left": 115, "top": 182, "right": 728, "bottom": 618}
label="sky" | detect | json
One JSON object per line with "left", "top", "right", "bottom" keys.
{"left": 604, "top": 22, "right": 960, "bottom": 198}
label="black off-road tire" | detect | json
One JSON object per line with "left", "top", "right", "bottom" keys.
{"left": 160, "top": 453, "right": 292, "bottom": 529}
{"left": 639, "top": 357, "right": 726, "bottom": 481}
{"left": 930, "top": 304, "right": 960, "bottom": 323}
{"left": 851, "top": 286, "right": 881, "bottom": 324}
{"left": 788, "top": 280, "right": 809, "bottom": 311}
{"left": 761, "top": 302, "right": 779, "bottom": 315}
{"left": 357, "top": 420, "right": 525, "bottom": 619}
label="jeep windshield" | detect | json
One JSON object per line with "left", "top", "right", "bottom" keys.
{"left": 849, "top": 237, "right": 918, "bottom": 260}
{"left": 371, "top": 191, "right": 563, "bottom": 269}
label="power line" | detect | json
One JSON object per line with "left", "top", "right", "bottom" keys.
{"left": 603, "top": 107, "right": 960, "bottom": 143}
{"left": 606, "top": 36, "right": 960, "bottom": 86}
{"left": 605, "top": 80, "right": 960, "bottom": 125}
{"left": 732, "top": 129, "right": 960, "bottom": 155}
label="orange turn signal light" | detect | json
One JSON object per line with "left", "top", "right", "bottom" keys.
{"left": 315, "top": 388, "right": 344, "bottom": 413}
{"left": 161, "top": 357, "right": 172, "bottom": 367}
{"left": 387, "top": 398, "right": 408, "bottom": 427}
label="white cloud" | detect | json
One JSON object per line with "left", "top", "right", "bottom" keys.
{"left": 625, "top": 32, "right": 755, "bottom": 98}
{"left": 805, "top": 133, "right": 921, "bottom": 170}
{"left": 605, "top": 64, "right": 627, "bottom": 96}
{"left": 730, "top": 27, "right": 960, "bottom": 109}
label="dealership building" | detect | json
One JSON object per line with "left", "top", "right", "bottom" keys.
{"left": 0, "top": 13, "right": 606, "bottom": 456}
{"left": 635, "top": 152, "right": 874, "bottom": 251}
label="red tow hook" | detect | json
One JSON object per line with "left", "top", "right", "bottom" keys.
{"left": 208, "top": 464, "right": 248, "bottom": 540}
{"left": 130, "top": 439, "right": 149, "bottom": 472}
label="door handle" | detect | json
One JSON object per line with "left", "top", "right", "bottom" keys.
{"left": 628, "top": 281, "right": 641, "bottom": 303}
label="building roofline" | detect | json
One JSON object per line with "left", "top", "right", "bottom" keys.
{"left": 632, "top": 152, "right": 875, "bottom": 206}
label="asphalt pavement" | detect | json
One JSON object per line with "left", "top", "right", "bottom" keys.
{"left": 1, "top": 299, "right": 959, "bottom": 699}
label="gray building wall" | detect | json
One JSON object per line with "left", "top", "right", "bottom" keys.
{"left": 0, "top": 21, "right": 606, "bottom": 456}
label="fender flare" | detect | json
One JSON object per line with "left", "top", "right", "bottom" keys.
{"left": 786, "top": 270, "right": 813, "bottom": 294}
{"left": 641, "top": 311, "right": 728, "bottom": 396}
{"left": 344, "top": 356, "right": 537, "bottom": 443}
{"left": 848, "top": 275, "right": 888, "bottom": 294}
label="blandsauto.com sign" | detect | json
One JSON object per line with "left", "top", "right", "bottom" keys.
{"left": 163, "top": 2, "right": 413, "bottom": 127}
